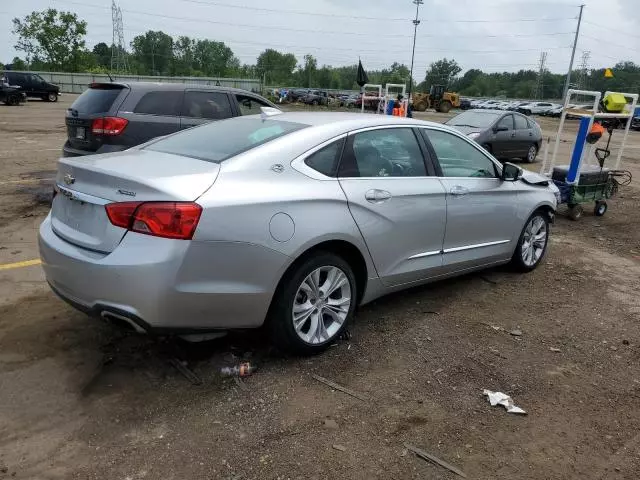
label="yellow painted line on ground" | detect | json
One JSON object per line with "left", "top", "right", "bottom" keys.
{"left": 0, "top": 259, "right": 42, "bottom": 271}
{"left": 0, "top": 178, "right": 55, "bottom": 185}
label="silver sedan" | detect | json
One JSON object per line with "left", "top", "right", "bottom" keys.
{"left": 39, "top": 111, "right": 559, "bottom": 354}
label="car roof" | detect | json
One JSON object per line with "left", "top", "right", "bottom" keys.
{"left": 91, "top": 81, "right": 262, "bottom": 95}
{"left": 461, "top": 109, "right": 503, "bottom": 114}
{"left": 268, "top": 111, "right": 439, "bottom": 130}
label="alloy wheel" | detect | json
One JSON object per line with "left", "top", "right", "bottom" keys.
{"left": 521, "top": 216, "right": 547, "bottom": 267}
{"left": 291, "top": 266, "right": 351, "bottom": 345}
{"left": 527, "top": 145, "right": 537, "bottom": 162}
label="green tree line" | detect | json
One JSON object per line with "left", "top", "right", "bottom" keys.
{"left": 5, "top": 8, "right": 640, "bottom": 99}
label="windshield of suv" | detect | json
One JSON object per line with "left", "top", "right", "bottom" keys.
{"left": 145, "top": 117, "right": 307, "bottom": 163}
{"left": 445, "top": 111, "right": 502, "bottom": 128}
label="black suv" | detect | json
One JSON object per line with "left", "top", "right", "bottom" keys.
{"left": 2, "top": 71, "right": 59, "bottom": 102}
{"left": 63, "top": 82, "right": 278, "bottom": 157}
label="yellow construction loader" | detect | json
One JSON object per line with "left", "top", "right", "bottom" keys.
{"left": 412, "top": 85, "right": 460, "bottom": 113}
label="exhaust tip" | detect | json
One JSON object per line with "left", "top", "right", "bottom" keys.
{"left": 100, "top": 311, "right": 146, "bottom": 334}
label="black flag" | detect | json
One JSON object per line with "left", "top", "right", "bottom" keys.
{"left": 356, "top": 59, "right": 369, "bottom": 87}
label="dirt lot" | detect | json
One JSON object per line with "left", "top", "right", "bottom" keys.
{"left": 1, "top": 96, "right": 639, "bottom": 480}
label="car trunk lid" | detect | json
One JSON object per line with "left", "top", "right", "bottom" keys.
{"left": 51, "top": 150, "right": 220, "bottom": 252}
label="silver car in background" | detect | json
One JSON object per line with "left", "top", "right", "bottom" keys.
{"left": 39, "top": 111, "right": 558, "bottom": 354}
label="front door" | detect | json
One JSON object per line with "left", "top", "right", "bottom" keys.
{"left": 338, "top": 127, "right": 447, "bottom": 287}
{"left": 491, "top": 114, "right": 515, "bottom": 158}
{"left": 422, "top": 128, "right": 519, "bottom": 272}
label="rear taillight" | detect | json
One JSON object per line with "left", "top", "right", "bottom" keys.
{"left": 105, "top": 202, "right": 202, "bottom": 240}
{"left": 92, "top": 117, "right": 128, "bottom": 136}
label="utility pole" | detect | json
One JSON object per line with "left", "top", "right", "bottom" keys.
{"left": 110, "top": 0, "right": 128, "bottom": 74}
{"left": 408, "top": 0, "right": 423, "bottom": 101}
{"left": 562, "top": 4, "right": 585, "bottom": 100}
{"left": 532, "top": 51, "right": 548, "bottom": 99}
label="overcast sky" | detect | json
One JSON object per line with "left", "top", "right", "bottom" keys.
{"left": 2, "top": 0, "right": 639, "bottom": 80}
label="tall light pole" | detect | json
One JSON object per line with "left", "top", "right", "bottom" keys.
{"left": 408, "top": 0, "right": 423, "bottom": 101}
{"left": 562, "top": 4, "right": 585, "bottom": 100}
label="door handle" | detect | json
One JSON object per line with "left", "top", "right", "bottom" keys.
{"left": 510, "top": 133, "right": 516, "bottom": 138}
{"left": 365, "top": 189, "right": 392, "bottom": 203}
{"left": 529, "top": 132, "right": 533, "bottom": 136}
{"left": 450, "top": 185, "right": 469, "bottom": 196}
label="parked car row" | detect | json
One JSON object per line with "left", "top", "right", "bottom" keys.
{"left": 467, "top": 99, "right": 565, "bottom": 117}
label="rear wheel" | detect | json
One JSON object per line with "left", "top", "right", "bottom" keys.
{"left": 268, "top": 253, "right": 356, "bottom": 355}
{"left": 511, "top": 211, "right": 550, "bottom": 272}
{"left": 524, "top": 144, "right": 538, "bottom": 163}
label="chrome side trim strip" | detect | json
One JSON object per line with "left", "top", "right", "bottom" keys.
{"left": 443, "top": 239, "right": 510, "bottom": 254}
{"left": 408, "top": 250, "right": 441, "bottom": 260}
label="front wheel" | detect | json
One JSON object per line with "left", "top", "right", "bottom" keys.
{"left": 594, "top": 200, "right": 607, "bottom": 216}
{"left": 268, "top": 253, "right": 357, "bottom": 355}
{"left": 46, "top": 93, "right": 58, "bottom": 102}
{"left": 511, "top": 211, "right": 550, "bottom": 272}
{"left": 568, "top": 204, "right": 583, "bottom": 221}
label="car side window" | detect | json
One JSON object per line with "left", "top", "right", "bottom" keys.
{"left": 236, "top": 94, "right": 270, "bottom": 115}
{"left": 526, "top": 118, "right": 535, "bottom": 129}
{"left": 425, "top": 129, "right": 497, "bottom": 179}
{"left": 133, "top": 91, "right": 183, "bottom": 116}
{"left": 183, "top": 91, "right": 232, "bottom": 120}
{"left": 514, "top": 115, "right": 529, "bottom": 130}
{"left": 497, "top": 115, "right": 514, "bottom": 130}
{"left": 339, "top": 128, "right": 427, "bottom": 178}
{"left": 304, "top": 138, "right": 345, "bottom": 177}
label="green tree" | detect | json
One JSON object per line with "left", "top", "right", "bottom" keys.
{"left": 131, "top": 30, "right": 174, "bottom": 75}
{"left": 300, "top": 54, "right": 317, "bottom": 87}
{"left": 9, "top": 57, "right": 28, "bottom": 70}
{"left": 256, "top": 49, "right": 297, "bottom": 85}
{"left": 192, "top": 39, "right": 237, "bottom": 77}
{"left": 424, "top": 58, "right": 462, "bottom": 89}
{"left": 92, "top": 42, "right": 111, "bottom": 69}
{"left": 12, "top": 8, "right": 89, "bottom": 71}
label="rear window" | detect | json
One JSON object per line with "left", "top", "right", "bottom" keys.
{"left": 145, "top": 117, "right": 307, "bottom": 163}
{"left": 134, "top": 91, "right": 183, "bottom": 116}
{"left": 70, "top": 86, "right": 124, "bottom": 114}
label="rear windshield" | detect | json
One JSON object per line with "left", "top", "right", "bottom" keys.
{"left": 145, "top": 117, "right": 307, "bottom": 163}
{"left": 70, "top": 86, "right": 124, "bottom": 114}
{"left": 445, "top": 110, "right": 502, "bottom": 128}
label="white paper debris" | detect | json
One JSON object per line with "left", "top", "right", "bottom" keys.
{"left": 483, "top": 389, "right": 527, "bottom": 415}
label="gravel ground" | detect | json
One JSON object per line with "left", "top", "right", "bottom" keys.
{"left": 1, "top": 96, "right": 639, "bottom": 480}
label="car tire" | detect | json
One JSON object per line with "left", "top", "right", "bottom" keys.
{"left": 524, "top": 144, "right": 538, "bottom": 163}
{"left": 511, "top": 211, "right": 550, "bottom": 272}
{"left": 46, "top": 93, "right": 58, "bottom": 102}
{"left": 312, "top": 100, "right": 318, "bottom": 106}
{"left": 268, "top": 252, "right": 357, "bottom": 355}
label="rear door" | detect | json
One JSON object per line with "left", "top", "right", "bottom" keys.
{"left": 119, "top": 89, "right": 182, "bottom": 144}
{"left": 421, "top": 127, "right": 519, "bottom": 272}
{"left": 513, "top": 113, "right": 533, "bottom": 156}
{"left": 180, "top": 90, "right": 234, "bottom": 129}
{"left": 337, "top": 126, "right": 447, "bottom": 286}
{"left": 66, "top": 84, "right": 129, "bottom": 154}
{"left": 492, "top": 114, "right": 515, "bottom": 158}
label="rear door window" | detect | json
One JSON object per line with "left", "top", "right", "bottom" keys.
{"left": 514, "top": 115, "right": 529, "bottom": 130}
{"left": 70, "top": 87, "right": 124, "bottom": 114}
{"left": 304, "top": 139, "right": 345, "bottom": 177}
{"left": 134, "top": 91, "right": 182, "bottom": 116}
{"left": 183, "top": 91, "right": 233, "bottom": 120}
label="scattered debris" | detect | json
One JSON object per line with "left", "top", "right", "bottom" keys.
{"left": 489, "top": 347, "right": 507, "bottom": 359}
{"left": 426, "top": 336, "right": 432, "bottom": 342}
{"left": 492, "top": 325, "right": 502, "bottom": 331}
{"left": 168, "top": 358, "right": 202, "bottom": 386}
{"left": 483, "top": 390, "right": 526, "bottom": 415}
{"left": 623, "top": 339, "right": 630, "bottom": 345}
{"left": 311, "top": 374, "right": 369, "bottom": 402}
{"left": 423, "top": 311, "right": 439, "bottom": 315}
{"left": 233, "top": 377, "right": 248, "bottom": 391}
{"left": 550, "top": 347, "right": 561, "bottom": 353}
{"left": 332, "top": 444, "right": 347, "bottom": 452}
{"left": 323, "top": 419, "right": 339, "bottom": 430}
{"left": 480, "top": 275, "right": 498, "bottom": 285}
{"left": 509, "top": 329, "right": 523, "bottom": 337}
{"left": 220, "top": 362, "right": 256, "bottom": 378}
{"left": 404, "top": 443, "right": 467, "bottom": 478}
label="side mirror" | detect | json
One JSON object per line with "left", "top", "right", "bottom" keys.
{"left": 493, "top": 125, "right": 508, "bottom": 133}
{"left": 501, "top": 162, "right": 522, "bottom": 182}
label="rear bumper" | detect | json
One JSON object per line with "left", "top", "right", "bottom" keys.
{"left": 39, "top": 214, "right": 290, "bottom": 332}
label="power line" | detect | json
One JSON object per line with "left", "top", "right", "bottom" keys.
{"left": 580, "top": 34, "right": 640, "bottom": 55}
{"left": 582, "top": 20, "right": 640, "bottom": 40}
